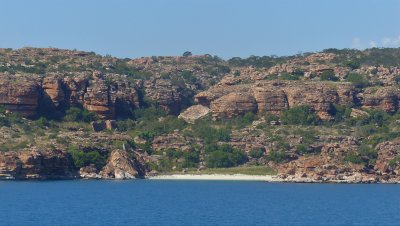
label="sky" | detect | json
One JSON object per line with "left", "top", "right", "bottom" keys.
{"left": 0, "top": 0, "right": 400, "bottom": 59}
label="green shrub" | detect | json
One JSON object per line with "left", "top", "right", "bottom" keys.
{"left": 320, "top": 70, "right": 339, "bottom": 81}
{"left": 346, "top": 73, "right": 369, "bottom": 88}
{"left": 389, "top": 155, "right": 400, "bottom": 168}
{"left": 249, "top": 148, "right": 265, "bottom": 158}
{"left": 345, "top": 144, "right": 377, "bottom": 165}
{"left": 64, "top": 107, "right": 97, "bottom": 122}
{"left": 296, "top": 144, "right": 309, "bottom": 155}
{"left": 115, "top": 119, "right": 135, "bottom": 132}
{"left": 205, "top": 144, "right": 247, "bottom": 168}
{"left": 182, "top": 152, "right": 200, "bottom": 168}
{"left": 281, "top": 105, "right": 319, "bottom": 125}
{"left": 329, "top": 104, "right": 352, "bottom": 122}
{"left": 344, "top": 152, "right": 364, "bottom": 164}
{"left": 266, "top": 150, "right": 288, "bottom": 163}
{"left": 69, "top": 147, "right": 108, "bottom": 169}
{"left": 345, "top": 60, "right": 361, "bottom": 70}
{"left": 191, "top": 120, "right": 231, "bottom": 144}
{"left": 280, "top": 72, "right": 300, "bottom": 80}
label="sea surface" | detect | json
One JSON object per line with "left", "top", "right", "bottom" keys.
{"left": 0, "top": 180, "right": 399, "bottom": 226}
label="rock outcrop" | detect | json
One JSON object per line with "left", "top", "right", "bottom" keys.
{"left": 210, "top": 92, "right": 257, "bottom": 118}
{"left": 100, "top": 150, "right": 147, "bottom": 179}
{"left": 84, "top": 79, "right": 115, "bottom": 119}
{"left": 178, "top": 105, "right": 210, "bottom": 123}
{"left": 0, "top": 72, "right": 140, "bottom": 119}
{"left": 0, "top": 75, "right": 40, "bottom": 117}
{"left": 362, "top": 87, "right": 400, "bottom": 113}
{"left": 143, "top": 78, "right": 184, "bottom": 114}
{"left": 0, "top": 149, "right": 77, "bottom": 180}
{"left": 196, "top": 81, "right": 355, "bottom": 120}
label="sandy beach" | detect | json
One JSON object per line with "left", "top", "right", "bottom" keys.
{"left": 148, "top": 174, "right": 283, "bottom": 182}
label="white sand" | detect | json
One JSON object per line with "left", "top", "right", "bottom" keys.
{"left": 147, "top": 174, "right": 283, "bottom": 182}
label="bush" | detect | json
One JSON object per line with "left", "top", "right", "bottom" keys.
{"left": 191, "top": 119, "right": 231, "bottom": 144}
{"left": 280, "top": 72, "right": 300, "bottom": 80}
{"left": 346, "top": 73, "right": 369, "bottom": 88}
{"left": 320, "top": 70, "right": 339, "bottom": 81}
{"left": 266, "top": 150, "right": 288, "bottom": 163}
{"left": 158, "top": 149, "right": 200, "bottom": 170}
{"left": 296, "top": 144, "right": 309, "bottom": 155}
{"left": 345, "top": 144, "right": 377, "bottom": 165}
{"left": 329, "top": 104, "right": 352, "bottom": 122}
{"left": 344, "top": 152, "right": 364, "bottom": 164}
{"left": 64, "top": 107, "right": 97, "bottom": 122}
{"left": 206, "top": 144, "right": 247, "bottom": 168}
{"left": 182, "top": 152, "right": 200, "bottom": 168}
{"left": 281, "top": 105, "right": 319, "bottom": 125}
{"left": 249, "top": 148, "right": 264, "bottom": 158}
{"left": 345, "top": 60, "right": 361, "bottom": 70}
{"left": 69, "top": 147, "right": 108, "bottom": 169}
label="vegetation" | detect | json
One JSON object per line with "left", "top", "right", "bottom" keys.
{"left": 167, "top": 166, "right": 276, "bottom": 175}
{"left": 320, "top": 70, "right": 339, "bottom": 81}
{"left": 68, "top": 146, "right": 108, "bottom": 169}
{"left": 266, "top": 150, "right": 288, "bottom": 163}
{"left": 205, "top": 144, "right": 248, "bottom": 168}
{"left": 281, "top": 105, "right": 319, "bottom": 125}
{"left": 64, "top": 107, "right": 98, "bottom": 122}
{"left": 346, "top": 73, "right": 369, "bottom": 88}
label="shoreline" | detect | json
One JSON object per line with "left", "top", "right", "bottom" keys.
{"left": 148, "top": 174, "right": 284, "bottom": 182}
{"left": 147, "top": 174, "right": 400, "bottom": 184}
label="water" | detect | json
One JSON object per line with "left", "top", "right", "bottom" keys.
{"left": 0, "top": 180, "right": 399, "bottom": 226}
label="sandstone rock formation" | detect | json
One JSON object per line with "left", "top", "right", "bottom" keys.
{"left": 100, "top": 150, "right": 147, "bottom": 179}
{"left": 143, "top": 78, "right": 183, "bottom": 114}
{"left": 0, "top": 75, "right": 40, "bottom": 117}
{"left": 210, "top": 92, "right": 257, "bottom": 118}
{"left": 196, "top": 81, "right": 355, "bottom": 120}
{"left": 84, "top": 79, "right": 115, "bottom": 119}
{"left": 362, "top": 87, "right": 400, "bottom": 113}
{"left": 0, "top": 149, "right": 77, "bottom": 180}
{"left": 178, "top": 105, "right": 210, "bottom": 123}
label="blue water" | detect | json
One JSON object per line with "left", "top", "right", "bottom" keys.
{"left": 0, "top": 180, "right": 399, "bottom": 226}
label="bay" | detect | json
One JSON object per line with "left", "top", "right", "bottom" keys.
{"left": 0, "top": 180, "right": 399, "bottom": 226}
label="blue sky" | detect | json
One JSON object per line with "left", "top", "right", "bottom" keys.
{"left": 1, "top": 0, "right": 399, "bottom": 59}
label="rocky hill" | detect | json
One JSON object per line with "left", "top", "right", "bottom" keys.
{"left": 0, "top": 47, "right": 400, "bottom": 182}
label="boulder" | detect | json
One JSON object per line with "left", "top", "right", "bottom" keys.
{"left": 178, "top": 105, "right": 210, "bottom": 123}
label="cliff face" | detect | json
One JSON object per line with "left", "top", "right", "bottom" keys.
{"left": 0, "top": 72, "right": 142, "bottom": 119}
{"left": 0, "top": 149, "right": 77, "bottom": 180}
{"left": 196, "top": 81, "right": 356, "bottom": 120}
{"left": 0, "top": 76, "right": 40, "bottom": 117}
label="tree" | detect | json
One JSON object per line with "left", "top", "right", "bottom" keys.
{"left": 182, "top": 51, "right": 192, "bottom": 57}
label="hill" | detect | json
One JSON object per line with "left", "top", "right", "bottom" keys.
{"left": 0, "top": 47, "right": 400, "bottom": 182}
